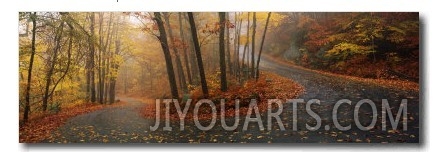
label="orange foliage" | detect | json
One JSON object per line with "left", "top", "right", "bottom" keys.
{"left": 140, "top": 72, "right": 304, "bottom": 121}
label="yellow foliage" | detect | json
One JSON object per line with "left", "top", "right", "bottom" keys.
{"left": 326, "top": 42, "right": 371, "bottom": 60}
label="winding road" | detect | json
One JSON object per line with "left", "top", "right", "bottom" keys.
{"left": 45, "top": 56, "right": 419, "bottom": 143}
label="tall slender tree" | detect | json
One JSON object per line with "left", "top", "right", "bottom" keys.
{"left": 45, "top": 15, "right": 74, "bottom": 108}
{"left": 225, "top": 13, "right": 232, "bottom": 75}
{"left": 42, "top": 19, "right": 65, "bottom": 111}
{"left": 250, "top": 12, "right": 257, "bottom": 78}
{"left": 154, "top": 12, "right": 179, "bottom": 99}
{"left": 104, "top": 13, "right": 114, "bottom": 103}
{"left": 219, "top": 12, "right": 228, "bottom": 92}
{"left": 256, "top": 12, "right": 272, "bottom": 80}
{"left": 98, "top": 12, "right": 104, "bottom": 104}
{"left": 108, "top": 15, "right": 121, "bottom": 103}
{"left": 23, "top": 12, "right": 37, "bottom": 123}
{"left": 235, "top": 13, "right": 243, "bottom": 80}
{"left": 183, "top": 13, "right": 199, "bottom": 85}
{"left": 163, "top": 13, "right": 188, "bottom": 93}
{"left": 178, "top": 12, "right": 192, "bottom": 84}
{"left": 101, "top": 13, "right": 113, "bottom": 103}
{"left": 187, "top": 12, "right": 209, "bottom": 98}
{"left": 89, "top": 12, "right": 96, "bottom": 103}
{"left": 241, "top": 12, "right": 250, "bottom": 79}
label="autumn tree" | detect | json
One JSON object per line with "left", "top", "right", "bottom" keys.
{"left": 41, "top": 16, "right": 64, "bottom": 111}
{"left": 225, "top": 13, "right": 232, "bottom": 75}
{"left": 178, "top": 12, "right": 192, "bottom": 84}
{"left": 187, "top": 27, "right": 199, "bottom": 84}
{"left": 97, "top": 12, "right": 113, "bottom": 104}
{"left": 163, "top": 13, "right": 188, "bottom": 93}
{"left": 108, "top": 14, "right": 127, "bottom": 103}
{"left": 187, "top": 12, "right": 209, "bottom": 98}
{"left": 154, "top": 12, "right": 179, "bottom": 99}
{"left": 256, "top": 12, "right": 272, "bottom": 80}
{"left": 89, "top": 13, "right": 97, "bottom": 103}
{"left": 250, "top": 12, "right": 257, "bottom": 78}
{"left": 22, "top": 12, "right": 37, "bottom": 123}
{"left": 241, "top": 12, "right": 250, "bottom": 79}
{"left": 234, "top": 12, "right": 243, "bottom": 80}
{"left": 19, "top": 12, "right": 139, "bottom": 125}
{"left": 40, "top": 13, "right": 77, "bottom": 111}
{"left": 218, "top": 12, "right": 228, "bottom": 92}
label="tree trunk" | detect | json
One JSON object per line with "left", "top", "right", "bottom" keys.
{"left": 219, "top": 12, "right": 228, "bottom": 92}
{"left": 97, "top": 12, "right": 112, "bottom": 104}
{"left": 105, "top": 58, "right": 110, "bottom": 103}
{"left": 46, "top": 20, "right": 74, "bottom": 104}
{"left": 108, "top": 38, "right": 120, "bottom": 103}
{"left": 109, "top": 18, "right": 121, "bottom": 104}
{"left": 23, "top": 12, "right": 37, "bottom": 123}
{"left": 225, "top": 13, "right": 232, "bottom": 75}
{"left": 90, "top": 12, "right": 96, "bottom": 103}
{"left": 187, "top": 12, "right": 209, "bottom": 98}
{"left": 123, "top": 65, "right": 128, "bottom": 94}
{"left": 188, "top": 32, "right": 199, "bottom": 85}
{"left": 104, "top": 14, "right": 114, "bottom": 103}
{"left": 241, "top": 12, "right": 250, "bottom": 79}
{"left": 149, "top": 60, "right": 153, "bottom": 91}
{"left": 256, "top": 12, "right": 272, "bottom": 80}
{"left": 102, "top": 15, "right": 112, "bottom": 103}
{"left": 179, "top": 12, "right": 192, "bottom": 85}
{"left": 154, "top": 12, "right": 179, "bottom": 99}
{"left": 236, "top": 13, "right": 243, "bottom": 80}
{"left": 109, "top": 78, "right": 116, "bottom": 104}
{"left": 86, "top": 54, "right": 91, "bottom": 101}
{"left": 163, "top": 13, "right": 188, "bottom": 94}
{"left": 42, "top": 21, "right": 64, "bottom": 111}
{"left": 233, "top": 12, "right": 238, "bottom": 77}
{"left": 183, "top": 13, "right": 199, "bottom": 85}
{"left": 251, "top": 12, "right": 257, "bottom": 78}
{"left": 98, "top": 12, "right": 104, "bottom": 104}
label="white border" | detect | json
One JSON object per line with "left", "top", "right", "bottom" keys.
{"left": 13, "top": 0, "right": 430, "bottom": 12}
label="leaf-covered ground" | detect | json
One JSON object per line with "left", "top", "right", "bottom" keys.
{"left": 19, "top": 101, "right": 125, "bottom": 143}
{"left": 140, "top": 71, "right": 305, "bottom": 121}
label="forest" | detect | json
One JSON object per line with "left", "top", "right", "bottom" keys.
{"left": 266, "top": 12, "right": 419, "bottom": 80}
{"left": 19, "top": 12, "right": 419, "bottom": 143}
